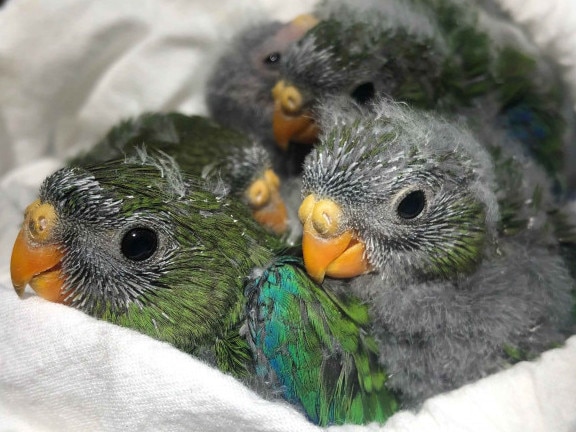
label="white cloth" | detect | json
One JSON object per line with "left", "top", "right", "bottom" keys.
{"left": 1, "top": 1, "right": 576, "bottom": 431}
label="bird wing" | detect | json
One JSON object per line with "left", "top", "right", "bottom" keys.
{"left": 244, "top": 256, "right": 397, "bottom": 426}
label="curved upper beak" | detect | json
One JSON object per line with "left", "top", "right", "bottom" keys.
{"left": 246, "top": 169, "right": 289, "bottom": 234}
{"left": 10, "top": 199, "right": 66, "bottom": 303}
{"left": 271, "top": 80, "right": 319, "bottom": 150}
{"left": 298, "top": 195, "right": 371, "bottom": 283}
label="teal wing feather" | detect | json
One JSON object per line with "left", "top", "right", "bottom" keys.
{"left": 245, "top": 256, "right": 398, "bottom": 426}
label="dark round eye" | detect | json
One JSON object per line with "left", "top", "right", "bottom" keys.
{"left": 397, "top": 190, "right": 426, "bottom": 220}
{"left": 121, "top": 227, "right": 158, "bottom": 261}
{"left": 264, "top": 52, "right": 281, "bottom": 65}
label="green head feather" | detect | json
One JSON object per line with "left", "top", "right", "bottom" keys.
{"left": 39, "top": 154, "right": 280, "bottom": 376}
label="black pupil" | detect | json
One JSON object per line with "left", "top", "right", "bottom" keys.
{"left": 121, "top": 228, "right": 158, "bottom": 261}
{"left": 397, "top": 190, "right": 426, "bottom": 219}
{"left": 264, "top": 52, "right": 281, "bottom": 64}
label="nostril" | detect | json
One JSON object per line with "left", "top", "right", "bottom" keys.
{"left": 312, "top": 213, "right": 331, "bottom": 236}
{"left": 311, "top": 199, "right": 342, "bottom": 237}
{"left": 247, "top": 179, "right": 270, "bottom": 210}
{"left": 282, "top": 86, "right": 303, "bottom": 114}
{"left": 321, "top": 211, "right": 331, "bottom": 227}
{"left": 38, "top": 216, "right": 48, "bottom": 232}
{"left": 28, "top": 213, "right": 48, "bottom": 238}
{"left": 23, "top": 200, "right": 57, "bottom": 243}
{"left": 28, "top": 218, "right": 36, "bottom": 234}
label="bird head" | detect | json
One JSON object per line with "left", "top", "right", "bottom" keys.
{"left": 299, "top": 99, "right": 499, "bottom": 284}
{"left": 270, "top": 14, "right": 400, "bottom": 150}
{"left": 206, "top": 14, "right": 318, "bottom": 141}
{"left": 217, "top": 141, "right": 289, "bottom": 234}
{"left": 271, "top": 1, "right": 449, "bottom": 151}
{"left": 11, "top": 154, "right": 276, "bottom": 345}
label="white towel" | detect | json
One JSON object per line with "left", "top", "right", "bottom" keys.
{"left": 1, "top": 1, "right": 576, "bottom": 431}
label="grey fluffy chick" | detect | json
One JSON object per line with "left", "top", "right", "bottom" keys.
{"left": 206, "top": 15, "right": 318, "bottom": 177}
{"left": 298, "top": 97, "right": 576, "bottom": 408}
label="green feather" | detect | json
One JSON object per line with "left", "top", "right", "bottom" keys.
{"left": 246, "top": 256, "right": 398, "bottom": 426}
{"left": 69, "top": 112, "right": 273, "bottom": 200}
{"left": 31, "top": 155, "right": 399, "bottom": 424}
{"left": 40, "top": 157, "right": 281, "bottom": 378}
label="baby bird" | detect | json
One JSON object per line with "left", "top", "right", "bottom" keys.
{"left": 206, "top": 14, "right": 318, "bottom": 177}
{"left": 10, "top": 153, "right": 398, "bottom": 426}
{"left": 298, "top": 97, "right": 576, "bottom": 407}
{"left": 272, "top": 0, "right": 576, "bottom": 190}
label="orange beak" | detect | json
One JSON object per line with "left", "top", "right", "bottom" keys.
{"left": 246, "top": 169, "right": 288, "bottom": 234}
{"left": 271, "top": 80, "right": 319, "bottom": 150}
{"left": 10, "top": 199, "right": 67, "bottom": 303}
{"left": 298, "top": 195, "right": 371, "bottom": 283}
{"left": 269, "top": 15, "right": 319, "bottom": 151}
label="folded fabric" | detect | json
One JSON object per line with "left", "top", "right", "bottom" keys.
{"left": 1, "top": 0, "right": 576, "bottom": 431}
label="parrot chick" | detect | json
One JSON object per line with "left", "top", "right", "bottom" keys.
{"left": 272, "top": 0, "right": 576, "bottom": 191}
{"left": 10, "top": 153, "right": 398, "bottom": 426}
{"left": 299, "top": 97, "right": 576, "bottom": 408}
{"left": 70, "top": 112, "right": 291, "bottom": 235}
{"left": 206, "top": 14, "right": 319, "bottom": 177}
{"left": 10, "top": 154, "right": 281, "bottom": 375}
